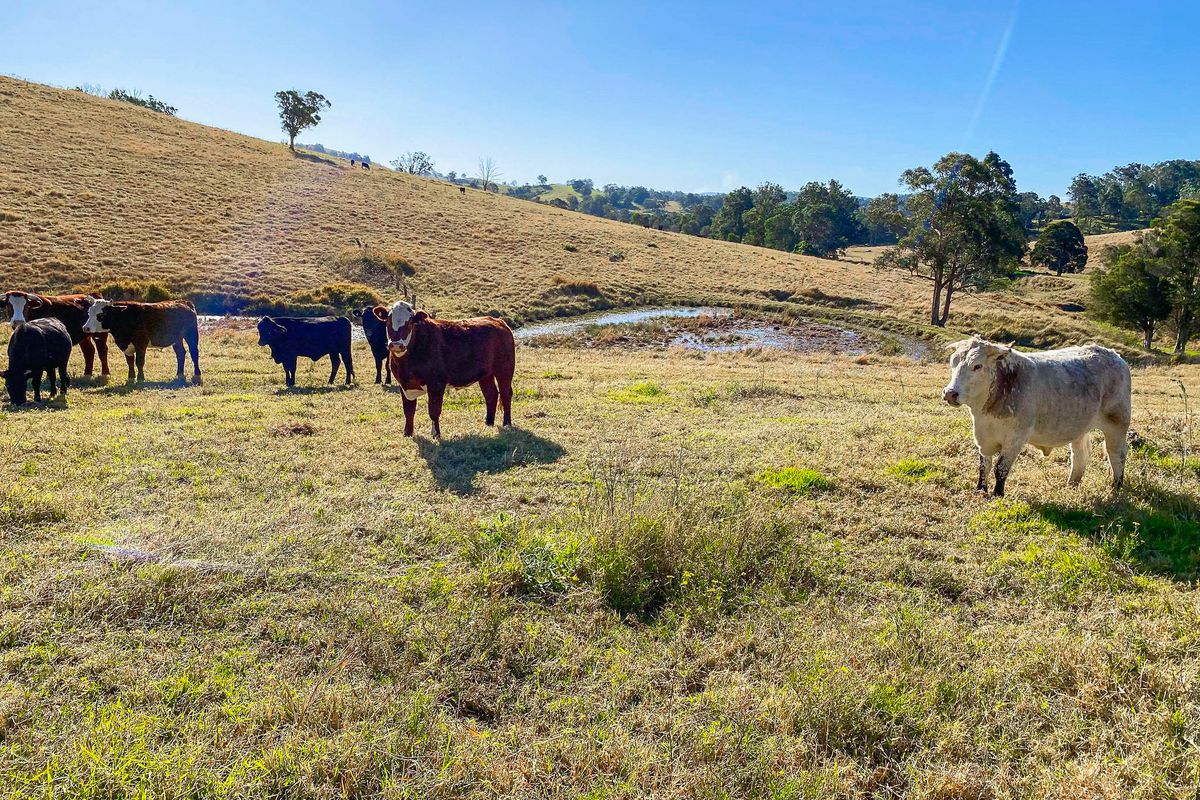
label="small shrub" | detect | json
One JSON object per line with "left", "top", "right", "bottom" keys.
{"left": 757, "top": 467, "right": 833, "bottom": 495}
{"left": 0, "top": 210, "right": 21, "bottom": 222}
{"left": 562, "top": 244, "right": 578, "bottom": 252}
{"left": 290, "top": 282, "right": 382, "bottom": 311}
{"left": 95, "top": 280, "right": 174, "bottom": 302}
{"left": 334, "top": 247, "right": 415, "bottom": 291}
{"left": 551, "top": 275, "right": 602, "bottom": 296}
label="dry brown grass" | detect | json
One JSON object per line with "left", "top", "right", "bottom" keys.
{"left": 1, "top": 76, "right": 1114, "bottom": 342}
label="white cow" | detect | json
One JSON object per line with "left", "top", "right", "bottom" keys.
{"left": 942, "top": 337, "right": 1131, "bottom": 496}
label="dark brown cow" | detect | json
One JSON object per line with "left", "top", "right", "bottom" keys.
{"left": 2, "top": 291, "right": 111, "bottom": 376}
{"left": 372, "top": 300, "right": 515, "bottom": 438}
{"left": 81, "top": 298, "right": 201, "bottom": 384}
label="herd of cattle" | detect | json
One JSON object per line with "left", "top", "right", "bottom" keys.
{"left": 1, "top": 290, "right": 515, "bottom": 441}
{"left": 2, "top": 289, "right": 1131, "bottom": 497}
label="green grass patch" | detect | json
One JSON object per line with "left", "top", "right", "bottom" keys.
{"left": 608, "top": 381, "right": 669, "bottom": 404}
{"left": 885, "top": 458, "right": 943, "bottom": 483}
{"left": 757, "top": 467, "right": 833, "bottom": 496}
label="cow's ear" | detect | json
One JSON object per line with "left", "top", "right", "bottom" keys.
{"left": 72, "top": 298, "right": 88, "bottom": 309}
{"left": 111, "top": 302, "right": 129, "bottom": 310}
{"left": 413, "top": 311, "right": 429, "bottom": 323}
{"left": 371, "top": 306, "right": 388, "bottom": 323}
{"left": 26, "top": 294, "right": 43, "bottom": 309}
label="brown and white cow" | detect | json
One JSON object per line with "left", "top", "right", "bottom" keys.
{"left": 372, "top": 300, "right": 515, "bottom": 438}
{"left": 81, "top": 298, "right": 202, "bottom": 384}
{"left": 2, "top": 291, "right": 111, "bottom": 376}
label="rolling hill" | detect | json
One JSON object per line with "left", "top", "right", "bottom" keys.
{"left": 0, "top": 75, "right": 1117, "bottom": 347}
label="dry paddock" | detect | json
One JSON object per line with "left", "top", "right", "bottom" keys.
{"left": 1, "top": 331, "right": 1199, "bottom": 799}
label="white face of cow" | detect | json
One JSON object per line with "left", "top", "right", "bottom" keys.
{"left": 82, "top": 298, "right": 112, "bottom": 333}
{"left": 5, "top": 293, "right": 27, "bottom": 328}
{"left": 943, "top": 339, "right": 1011, "bottom": 407}
{"left": 386, "top": 301, "right": 416, "bottom": 354}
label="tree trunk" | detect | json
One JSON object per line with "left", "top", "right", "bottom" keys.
{"left": 288, "top": 133, "right": 295, "bottom": 151}
{"left": 1174, "top": 310, "right": 1193, "bottom": 354}
{"left": 938, "top": 284, "right": 955, "bottom": 326}
{"left": 930, "top": 279, "right": 944, "bottom": 327}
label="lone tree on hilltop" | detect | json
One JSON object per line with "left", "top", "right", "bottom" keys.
{"left": 391, "top": 151, "right": 436, "bottom": 175}
{"left": 476, "top": 157, "right": 502, "bottom": 192}
{"left": 878, "top": 151, "right": 1026, "bottom": 326}
{"left": 1031, "top": 220, "right": 1088, "bottom": 275}
{"left": 537, "top": 174, "right": 548, "bottom": 186}
{"left": 275, "top": 90, "right": 330, "bottom": 152}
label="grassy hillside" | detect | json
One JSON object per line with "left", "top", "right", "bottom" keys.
{"left": 1, "top": 76, "right": 1114, "bottom": 346}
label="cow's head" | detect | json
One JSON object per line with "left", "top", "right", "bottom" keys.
{"left": 943, "top": 337, "right": 1014, "bottom": 407}
{"left": 372, "top": 300, "right": 428, "bottom": 358}
{"left": 78, "top": 297, "right": 119, "bottom": 333}
{"left": 257, "top": 317, "right": 287, "bottom": 347}
{"left": 2, "top": 291, "right": 44, "bottom": 328}
{"left": 3, "top": 367, "right": 28, "bottom": 406}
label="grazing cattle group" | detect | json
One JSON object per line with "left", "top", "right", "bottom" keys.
{"left": 0, "top": 283, "right": 1138, "bottom": 497}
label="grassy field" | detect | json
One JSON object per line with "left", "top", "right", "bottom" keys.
{"left": 1, "top": 328, "right": 1199, "bottom": 798}
{"left": 0, "top": 75, "right": 1126, "bottom": 349}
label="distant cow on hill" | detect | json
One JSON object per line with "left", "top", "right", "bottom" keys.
{"left": 257, "top": 316, "right": 354, "bottom": 387}
{"left": 371, "top": 300, "right": 515, "bottom": 437}
{"left": 459, "top": 186, "right": 466, "bottom": 196}
{"left": 942, "top": 337, "right": 1131, "bottom": 496}
{"left": 81, "top": 299, "right": 202, "bottom": 384}
{"left": 3, "top": 317, "right": 72, "bottom": 405}
{"left": 2, "top": 291, "right": 111, "bottom": 376}
{"left": 362, "top": 161, "right": 371, "bottom": 170}
{"left": 358, "top": 306, "right": 391, "bottom": 384}
{"left": 350, "top": 159, "right": 356, "bottom": 167}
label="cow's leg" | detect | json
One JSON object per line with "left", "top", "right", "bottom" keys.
{"left": 427, "top": 382, "right": 446, "bottom": 438}
{"left": 1068, "top": 435, "right": 1090, "bottom": 487}
{"left": 46, "top": 368, "right": 57, "bottom": 397}
{"left": 497, "top": 372, "right": 513, "bottom": 427}
{"left": 285, "top": 355, "right": 297, "bottom": 388}
{"left": 79, "top": 336, "right": 96, "bottom": 377}
{"left": 32, "top": 369, "right": 42, "bottom": 402}
{"left": 402, "top": 395, "right": 417, "bottom": 437}
{"left": 124, "top": 351, "right": 136, "bottom": 384}
{"left": 135, "top": 346, "right": 147, "bottom": 383}
{"left": 993, "top": 433, "right": 1029, "bottom": 498}
{"left": 976, "top": 448, "right": 994, "bottom": 494}
{"left": 172, "top": 341, "right": 186, "bottom": 381}
{"left": 384, "top": 356, "right": 392, "bottom": 385}
{"left": 1102, "top": 424, "right": 1129, "bottom": 492}
{"left": 95, "top": 333, "right": 111, "bottom": 376}
{"left": 480, "top": 377, "right": 499, "bottom": 426}
{"left": 374, "top": 354, "right": 383, "bottom": 384}
{"left": 185, "top": 329, "right": 201, "bottom": 385}
{"left": 329, "top": 353, "right": 341, "bottom": 384}
{"left": 58, "top": 363, "right": 69, "bottom": 396}
{"left": 343, "top": 346, "right": 354, "bottom": 385}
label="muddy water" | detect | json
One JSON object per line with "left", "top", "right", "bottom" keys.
{"left": 513, "top": 306, "right": 731, "bottom": 339}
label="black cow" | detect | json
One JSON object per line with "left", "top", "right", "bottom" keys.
{"left": 257, "top": 316, "right": 354, "bottom": 387}
{"left": 358, "top": 306, "right": 392, "bottom": 385}
{"left": 3, "top": 318, "right": 72, "bottom": 405}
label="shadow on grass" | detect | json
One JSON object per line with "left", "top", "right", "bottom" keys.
{"left": 99, "top": 378, "right": 196, "bottom": 395}
{"left": 273, "top": 384, "right": 355, "bottom": 396}
{"left": 1032, "top": 480, "right": 1200, "bottom": 581}
{"left": 415, "top": 427, "right": 566, "bottom": 495}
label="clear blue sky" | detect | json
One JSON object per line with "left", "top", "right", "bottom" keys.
{"left": 4, "top": 1, "right": 1197, "bottom": 197}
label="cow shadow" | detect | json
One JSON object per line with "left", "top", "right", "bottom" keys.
{"left": 415, "top": 427, "right": 566, "bottom": 495}
{"left": 100, "top": 378, "right": 196, "bottom": 395}
{"left": 1031, "top": 480, "right": 1200, "bottom": 581}
{"left": 273, "top": 384, "right": 355, "bottom": 396}
{"left": 292, "top": 150, "right": 339, "bottom": 167}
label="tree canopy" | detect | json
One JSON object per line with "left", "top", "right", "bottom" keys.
{"left": 1030, "top": 220, "right": 1088, "bottom": 275}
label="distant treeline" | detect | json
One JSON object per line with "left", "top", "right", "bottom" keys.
{"left": 1068, "top": 160, "right": 1200, "bottom": 233}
